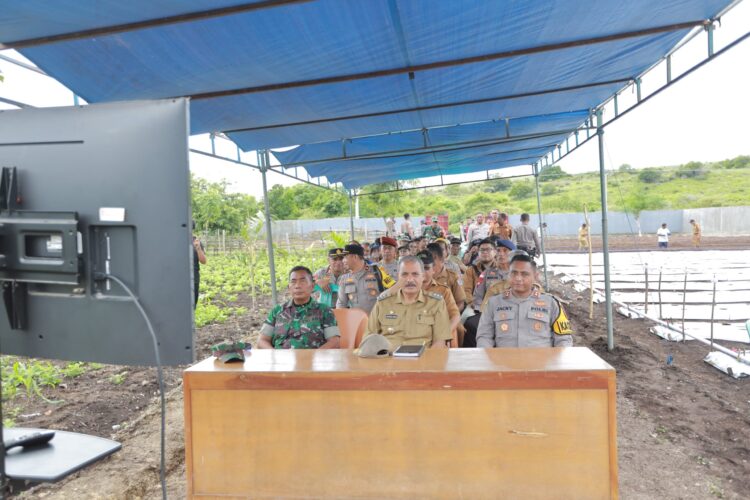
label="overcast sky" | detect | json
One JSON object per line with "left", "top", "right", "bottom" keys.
{"left": 1, "top": 1, "right": 748, "bottom": 200}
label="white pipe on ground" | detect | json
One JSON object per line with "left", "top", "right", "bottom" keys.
{"left": 558, "top": 273, "right": 750, "bottom": 366}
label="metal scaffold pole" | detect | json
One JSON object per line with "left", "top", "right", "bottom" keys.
{"left": 260, "top": 150, "right": 278, "bottom": 306}
{"left": 596, "top": 110, "right": 615, "bottom": 351}
{"left": 348, "top": 191, "right": 355, "bottom": 240}
{"left": 533, "top": 163, "right": 549, "bottom": 290}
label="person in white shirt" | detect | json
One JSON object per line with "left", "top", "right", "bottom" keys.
{"left": 466, "top": 213, "right": 490, "bottom": 242}
{"left": 656, "top": 223, "right": 671, "bottom": 249}
{"left": 400, "top": 213, "right": 414, "bottom": 238}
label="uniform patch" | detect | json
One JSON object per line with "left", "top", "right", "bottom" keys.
{"left": 533, "top": 322, "right": 543, "bottom": 331}
{"left": 426, "top": 292, "right": 443, "bottom": 300}
{"left": 552, "top": 302, "right": 573, "bottom": 335}
{"left": 500, "top": 323, "right": 509, "bottom": 332}
{"left": 369, "top": 289, "right": 378, "bottom": 296}
{"left": 535, "top": 300, "right": 546, "bottom": 306}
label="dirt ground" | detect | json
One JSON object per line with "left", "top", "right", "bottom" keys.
{"left": 543, "top": 233, "right": 750, "bottom": 253}
{"left": 13, "top": 236, "right": 750, "bottom": 499}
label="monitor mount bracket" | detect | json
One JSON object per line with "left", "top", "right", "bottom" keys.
{"left": 0, "top": 167, "right": 80, "bottom": 330}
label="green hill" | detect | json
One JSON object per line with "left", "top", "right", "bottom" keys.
{"left": 192, "top": 155, "right": 750, "bottom": 232}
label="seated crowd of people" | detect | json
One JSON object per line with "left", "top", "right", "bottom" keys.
{"left": 256, "top": 211, "right": 572, "bottom": 353}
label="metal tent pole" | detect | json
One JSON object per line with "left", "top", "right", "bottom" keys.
{"left": 348, "top": 191, "right": 355, "bottom": 240}
{"left": 259, "top": 150, "right": 278, "bottom": 306}
{"left": 533, "top": 163, "right": 549, "bottom": 290}
{"left": 596, "top": 110, "right": 614, "bottom": 351}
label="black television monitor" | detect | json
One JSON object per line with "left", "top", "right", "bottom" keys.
{"left": 0, "top": 99, "right": 194, "bottom": 366}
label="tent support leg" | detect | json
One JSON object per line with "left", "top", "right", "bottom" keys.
{"left": 533, "top": 163, "right": 549, "bottom": 291}
{"left": 260, "top": 150, "right": 278, "bottom": 306}
{"left": 348, "top": 191, "right": 355, "bottom": 240}
{"left": 596, "top": 110, "right": 614, "bottom": 351}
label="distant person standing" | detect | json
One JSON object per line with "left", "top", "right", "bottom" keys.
{"left": 400, "top": 213, "right": 414, "bottom": 239}
{"left": 578, "top": 223, "right": 589, "bottom": 251}
{"left": 192, "top": 227, "right": 207, "bottom": 308}
{"left": 657, "top": 223, "right": 671, "bottom": 249}
{"left": 385, "top": 216, "right": 396, "bottom": 237}
{"left": 511, "top": 213, "right": 541, "bottom": 258}
{"left": 466, "top": 213, "right": 490, "bottom": 242}
{"left": 690, "top": 219, "right": 701, "bottom": 248}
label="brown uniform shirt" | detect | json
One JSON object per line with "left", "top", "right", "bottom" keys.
{"left": 463, "top": 262, "right": 490, "bottom": 303}
{"left": 434, "top": 266, "right": 466, "bottom": 307}
{"left": 489, "top": 221, "right": 513, "bottom": 240}
{"left": 366, "top": 289, "right": 452, "bottom": 348}
{"left": 425, "top": 279, "right": 464, "bottom": 345}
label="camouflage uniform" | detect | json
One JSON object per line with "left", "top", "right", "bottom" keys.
{"left": 434, "top": 266, "right": 466, "bottom": 308}
{"left": 422, "top": 225, "right": 444, "bottom": 240}
{"left": 336, "top": 264, "right": 394, "bottom": 313}
{"left": 476, "top": 289, "right": 573, "bottom": 348}
{"left": 366, "top": 289, "right": 451, "bottom": 348}
{"left": 260, "top": 299, "right": 339, "bottom": 349}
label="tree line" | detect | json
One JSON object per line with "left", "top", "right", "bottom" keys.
{"left": 191, "top": 155, "right": 750, "bottom": 233}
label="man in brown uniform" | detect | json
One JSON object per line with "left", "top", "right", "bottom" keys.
{"left": 366, "top": 256, "right": 451, "bottom": 349}
{"left": 690, "top": 219, "right": 701, "bottom": 248}
{"left": 462, "top": 238, "right": 496, "bottom": 304}
{"left": 426, "top": 242, "right": 465, "bottom": 312}
{"left": 417, "top": 250, "right": 462, "bottom": 346}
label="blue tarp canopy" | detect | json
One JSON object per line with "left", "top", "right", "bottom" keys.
{"left": 1, "top": 0, "right": 734, "bottom": 188}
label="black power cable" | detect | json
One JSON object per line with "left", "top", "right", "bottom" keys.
{"left": 95, "top": 274, "right": 167, "bottom": 500}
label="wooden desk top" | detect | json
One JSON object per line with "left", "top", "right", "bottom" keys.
{"left": 184, "top": 347, "right": 614, "bottom": 391}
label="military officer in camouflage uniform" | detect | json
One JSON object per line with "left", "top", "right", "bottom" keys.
{"left": 422, "top": 216, "right": 445, "bottom": 240}
{"left": 376, "top": 236, "right": 400, "bottom": 279}
{"left": 477, "top": 254, "right": 573, "bottom": 348}
{"left": 336, "top": 244, "right": 395, "bottom": 313}
{"left": 366, "top": 256, "right": 452, "bottom": 348}
{"left": 258, "top": 266, "right": 340, "bottom": 349}
{"left": 426, "top": 243, "right": 466, "bottom": 311}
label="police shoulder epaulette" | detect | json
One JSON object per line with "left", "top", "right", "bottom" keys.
{"left": 426, "top": 291, "right": 443, "bottom": 300}
{"left": 377, "top": 290, "right": 393, "bottom": 301}
{"left": 531, "top": 288, "right": 541, "bottom": 298}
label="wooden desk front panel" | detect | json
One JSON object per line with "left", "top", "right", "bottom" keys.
{"left": 185, "top": 348, "right": 617, "bottom": 499}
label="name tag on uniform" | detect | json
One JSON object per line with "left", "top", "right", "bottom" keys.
{"left": 385, "top": 313, "right": 398, "bottom": 320}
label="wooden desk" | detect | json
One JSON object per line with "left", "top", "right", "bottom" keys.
{"left": 184, "top": 348, "right": 617, "bottom": 499}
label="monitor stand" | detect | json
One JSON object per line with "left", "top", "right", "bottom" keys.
{"left": 0, "top": 361, "right": 121, "bottom": 494}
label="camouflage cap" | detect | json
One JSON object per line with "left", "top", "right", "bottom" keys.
{"left": 356, "top": 334, "right": 391, "bottom": 358}
{"left": 211, "top": 341, "right": 248, "bottom": 363}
